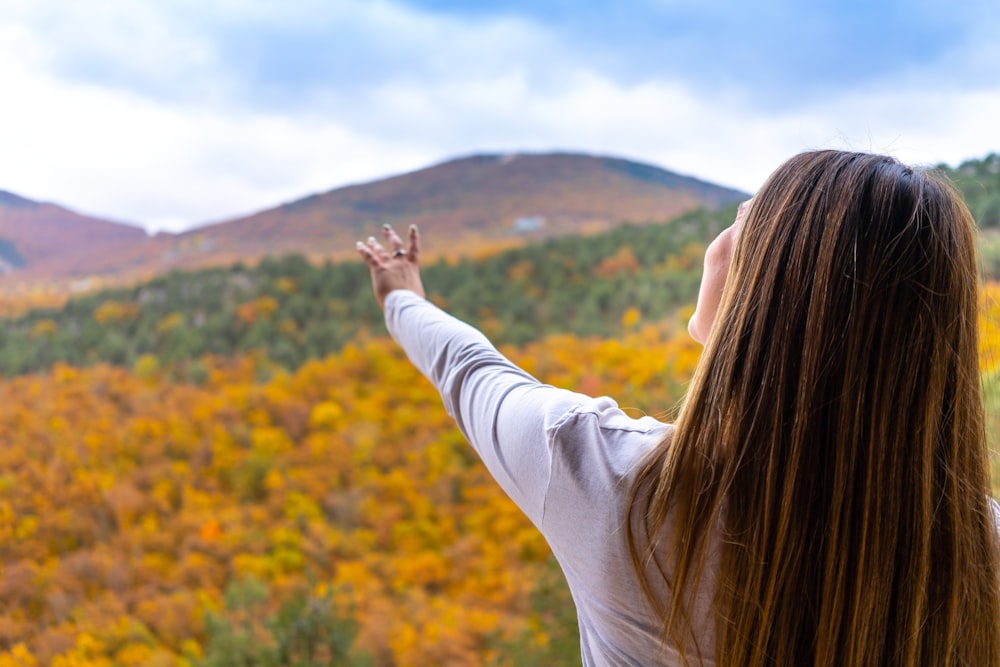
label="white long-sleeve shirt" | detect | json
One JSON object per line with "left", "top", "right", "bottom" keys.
{"left": 385, "top": 289, "right": 716, "bottom": 666}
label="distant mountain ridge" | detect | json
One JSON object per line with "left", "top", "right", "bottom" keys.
{"left": 0, "top": 189, "right": 39, "bottom": 208}
{"left": 181, "top": 152, "right": 747, "bottom": 258}
{"left": 0, "top": 152, "right": 748, "bottom": 289}
{"left": 0, "top": 191, "right": 146, "bottom": 280}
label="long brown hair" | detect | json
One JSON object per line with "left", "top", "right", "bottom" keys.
{"left": 628, "top": 150, "right": 1000, "bottom": 665}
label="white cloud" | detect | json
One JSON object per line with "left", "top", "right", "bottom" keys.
{"left": 350, "top": 68, "right": 1000, "bottom": 193}
{"left": 0, "top": 2, "right": 997, "bottom": 234}
{"left": 0, "top": 25, "right": 428, "bottom": 232}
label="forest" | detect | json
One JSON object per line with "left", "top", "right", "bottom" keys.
{"left": 1, "top": 154, "right": 999, "bottom": 666}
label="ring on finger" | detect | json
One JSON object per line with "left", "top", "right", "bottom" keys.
{"left": 393, "top": 249, "right": 406, "bottom": 257}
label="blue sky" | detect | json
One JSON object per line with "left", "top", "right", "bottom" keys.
{"left": 1, "top": 0, "right": 997, "bottom": 233}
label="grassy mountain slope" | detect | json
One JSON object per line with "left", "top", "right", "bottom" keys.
{"left": 194, "top": 152, "right": 745, "bottom": 254}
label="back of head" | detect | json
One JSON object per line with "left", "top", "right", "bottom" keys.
{"left": 630, "top": 150, "right": 1000, "bottom": 666}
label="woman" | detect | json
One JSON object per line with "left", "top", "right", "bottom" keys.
{"left": 357, "top": 150, "right": 1000, "bottom": 666}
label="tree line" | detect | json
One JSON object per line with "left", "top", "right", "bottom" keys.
{"left": 0, "top": 207, "right": 734, "bottom": 378}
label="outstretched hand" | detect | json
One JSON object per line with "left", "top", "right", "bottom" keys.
{"left": 356, "top": 224, "right": 426, "bottom": 309}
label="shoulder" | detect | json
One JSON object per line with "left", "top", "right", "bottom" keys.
{"left": 550, "top": 395, "right": 671, "bottom": 445}
{"left": 544, "top": 396, "right": 672, "bottom": 498}
{"left": 538, "top": 396, "right": 673, "bottom": 574}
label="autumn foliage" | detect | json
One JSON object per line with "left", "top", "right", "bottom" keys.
{"left": 2, "top": 282, "right": 1000, "bottom": 665}
{"left": 2, "top": 238, "right": 1000, "bottom": 664}
{"left": 0, "top": 310, "right": 708, "bottom": 666}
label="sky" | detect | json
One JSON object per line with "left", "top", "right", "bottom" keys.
{"left": 1, "top": 0, "right": 998, "bottom": 234}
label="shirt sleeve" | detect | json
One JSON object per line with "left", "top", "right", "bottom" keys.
{"left": 383, "top": 289, "right": 590, "bottom": 527}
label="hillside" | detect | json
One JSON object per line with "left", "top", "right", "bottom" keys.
{"left": 0, "top": 206, "right": 733, "bottom": 377}
{"left": 0, "top": 153, "right": 747, "bottom": 288}
{"left": 0, "top": 190, "right": 146, "bottom": 277}
{"left": 937, "top": 152, "right": 1000, "bottom": 228}
{"left": 190, "top": 152, "right": 746, "bottom": 256}
{"left": 5, "top": 150, "right": 1000, "bottom": 377}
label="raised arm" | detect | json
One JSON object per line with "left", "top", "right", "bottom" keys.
{"left": 356, "top": 226, "right": 587, "bottom": 526}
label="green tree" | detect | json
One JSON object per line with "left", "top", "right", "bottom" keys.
{"left": 199, "top": 576, "right": 369, "bottom": 667}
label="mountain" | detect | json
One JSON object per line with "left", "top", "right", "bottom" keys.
{"left": 184, "top": 152, "right": 746, "bottom": 257}
{"left": 0, "top": 190, "right": 146, "bottom": 279}
{"left": 0, "top": 152, "right": 747, "bottom": 288}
